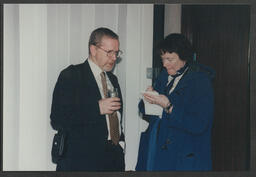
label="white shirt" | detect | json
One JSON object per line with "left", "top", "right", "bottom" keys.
{"left": 166, "top": 67, "right": 189, "bottom": 94}
{"left": 87, "top": 58, "right": 124, "bottom": 147}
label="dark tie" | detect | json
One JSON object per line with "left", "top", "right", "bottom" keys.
{"left": 164, "top": 63, "right": 189, "bottom": 95}
{"left": 100, "top": 72, "right": 120, "bottom": 145}
{"left": 164, "top": 76, "right": 178, "bottom": 96}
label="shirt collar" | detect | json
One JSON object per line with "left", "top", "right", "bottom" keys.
{"left": 88, "top": 57, "right": 105, "bottom": 78}
{"left": 167, "top": 67, "right": 189, "bottom": 85}
{"left": 168, "top": 75, "right": 173, "bottom": 83}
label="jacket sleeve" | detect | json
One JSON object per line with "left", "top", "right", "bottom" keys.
{"left": 50, "top": 66, "right": 83, "bottom": 131}
{"left": 166, "top": 73, "right": 214, "bottom": 135}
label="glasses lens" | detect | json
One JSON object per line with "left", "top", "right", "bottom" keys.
{"left": 107, "top": 50, "right": 121, "bottom": 58}
{"left": 116, "top": 50, "right": 122, "bottom": 58}
{"left": 116, "top": 51, "right": 120, "bottom": 57}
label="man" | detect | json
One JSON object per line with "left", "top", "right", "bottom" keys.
{"left": 50, "top": 27, "right": 125, "bottom": 171}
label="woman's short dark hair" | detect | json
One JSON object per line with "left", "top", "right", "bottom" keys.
{"left": 88, "top": 27, "right": 119, "bottom": 55}
{"left": 156, "top": 33, "right": 194, "bottom": 62}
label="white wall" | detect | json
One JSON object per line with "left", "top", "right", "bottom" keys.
{"left": 3, "top": 4, "right": 153, "bottom": 171}
{"left": 3, "top": 4, "right": 20, "bottom": 170}
{"left": 124, "top": 4, "right": 153, "bottom": 170}
{"left": 18, "top": 4, "right": 48, "bottom": 170}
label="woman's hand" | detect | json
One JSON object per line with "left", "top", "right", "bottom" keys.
{"left": 143, "top": 93, "right": 170, "bottom": 109}
{"left": 145, "top": 86, "right": 154, "bottom": 92}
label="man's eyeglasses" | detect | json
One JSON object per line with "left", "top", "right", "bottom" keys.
{"left": 95, "top": 45, "right": 123, "bottom": 58}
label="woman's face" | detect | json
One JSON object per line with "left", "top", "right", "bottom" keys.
{"left": 161, "top": 52, "right": 186, "bottom": 75}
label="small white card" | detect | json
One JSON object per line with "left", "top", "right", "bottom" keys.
{"left": 141, "top": 91, "right": 163, "bottom": 116}
{"left": 141, "top": 91, "right": 159, "bottom": 96}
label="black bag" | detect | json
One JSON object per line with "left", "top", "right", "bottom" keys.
{"left": 51, "top": 130, "right": 66, "bottom": 164}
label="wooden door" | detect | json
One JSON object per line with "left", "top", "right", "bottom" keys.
{"left": 181, "top": 5, "right": 250, "bottom": 170}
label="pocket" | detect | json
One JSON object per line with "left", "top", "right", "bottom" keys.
{"left": 115, "top": 143, "right": 124, "bottom": 154}
{"left": 186, "top": 153, "right": 195, "bottom": 158}
{"left": 176, "top": 152, "right": 196, "bottom": 170}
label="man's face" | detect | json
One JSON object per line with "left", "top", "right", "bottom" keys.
{"left": 161, "top": 52, "right": 186, "bottom": 75}
{"left": 90, "top": 36, "right": 119, "bottom": 72}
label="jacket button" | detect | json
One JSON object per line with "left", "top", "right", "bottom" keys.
{"left": 166, "top": 138, "right": 172, "bottom": 144}
{"left": 161, "top": 145, "right": 167, "bottom": 150}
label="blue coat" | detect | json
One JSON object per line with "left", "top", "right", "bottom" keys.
{"left": 136, "top": 62, "right": 215, "bottom": 171}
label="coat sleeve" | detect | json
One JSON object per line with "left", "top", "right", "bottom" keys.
{"left": 166, "top": 73, "right": 214, "bottom": 135}
{"left": 50, "top": 66, "right": 83, "bottom": 131}
{"left": 138, "top": 70, "right": 167, "bottom": 122}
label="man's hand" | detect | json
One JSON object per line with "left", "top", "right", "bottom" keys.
{"left": 99, "top": 97, "right": 121, "bottom": 115}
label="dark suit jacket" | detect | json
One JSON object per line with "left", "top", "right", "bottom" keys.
{"left": 50, "top": 60, "right": 124, "bottom": 171}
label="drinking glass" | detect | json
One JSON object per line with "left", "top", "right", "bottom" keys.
{"left": 107, "top": 88, "right": 119, "bottom": 98}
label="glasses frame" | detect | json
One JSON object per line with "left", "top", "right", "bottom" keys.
{"left": 95, "top": 45, "right": 123, "bottom": 58}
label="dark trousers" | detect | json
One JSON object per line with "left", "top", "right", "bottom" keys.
{"left": 56, "top": 140, "right": 125, "bottom": 171}
{"left": 101, "top": 140, "right": 125, "bottom": 171}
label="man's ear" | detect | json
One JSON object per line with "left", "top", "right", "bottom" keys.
{"left": 90, "top": 45, "right": 97, "bottom": 57}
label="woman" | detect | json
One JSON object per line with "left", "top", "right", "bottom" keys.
{"left": 136, "top": 33, "right": 215, "bottom": 171}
